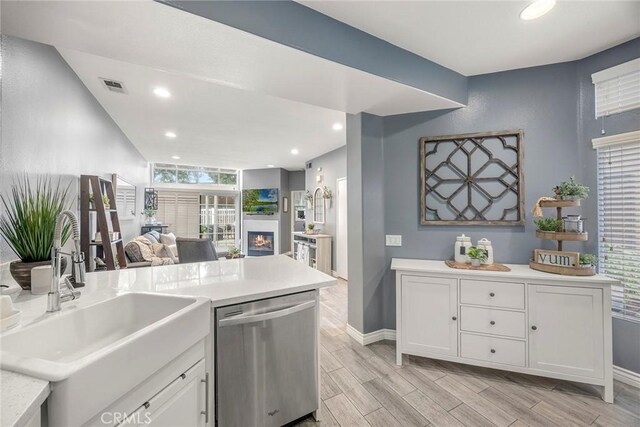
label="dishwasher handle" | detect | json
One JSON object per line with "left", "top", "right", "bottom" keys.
{"left": 218, "top": 300, "right": 316, "bottom": 327}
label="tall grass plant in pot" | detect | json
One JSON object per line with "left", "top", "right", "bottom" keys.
{"left": 0, "top": 175, "right": 72, "bottom": 289}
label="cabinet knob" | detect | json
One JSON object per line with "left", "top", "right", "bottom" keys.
{"left": 490, "top": 349, "right": 496, "bottom": 354}
{"left": 489, "top": 292, "right": 495, "bottom": 297}
{"left": 531, "top": 325, "right": 538, "bottom": 331}
{"left": 452, "top": 316, "right": 457, "bottom": 321}
{"left": 490, "top": 320, "right": 495, "bottom": 325}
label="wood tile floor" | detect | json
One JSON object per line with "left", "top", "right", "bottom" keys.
{"left": 297, "top": 279, "right": 640, "bottom": 427}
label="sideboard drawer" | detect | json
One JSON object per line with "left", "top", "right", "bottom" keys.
{"left": 460, "top": 333, "right": 526, "bottom": 367}
{"left": 460, "top": 279, "right": 525, "bottom": 309}
{"left": 460, "top": 306, "right": 526, "bottom": 338}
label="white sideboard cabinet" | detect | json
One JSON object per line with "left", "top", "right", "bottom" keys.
{"left": 391, "top": 259, "right": 617, "bottom": 402}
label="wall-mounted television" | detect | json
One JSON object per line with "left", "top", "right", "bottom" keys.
{"left": 242, "top": 188, "right": 279, "bottom": 214}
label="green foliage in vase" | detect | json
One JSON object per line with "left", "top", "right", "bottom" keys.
{"left": 579, "top": 253, "right": 598, "bottom": 267}
{"left": 552, "top": 176, "right": 589, "bottom": 199}
{"left": 467, "top": 246, "right": 488, "bottom": 261}
{"left": 0, "top": 175, "right": 71, "bottom": 262}
{"left": 534, "top": 217, "right": 563, "bottom": 232}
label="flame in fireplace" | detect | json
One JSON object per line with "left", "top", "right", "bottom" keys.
{"left": 250, "top": 233, "right": 273, "bottom": 250}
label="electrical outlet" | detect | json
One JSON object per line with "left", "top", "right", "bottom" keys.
{"left": 385, "top": 235, "right": 402, "bottom": 247}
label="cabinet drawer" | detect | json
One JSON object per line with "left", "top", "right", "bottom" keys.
{"left": 460, "top": 306, "right": 525, "bottom": 338}
{"left": 460, "top": 333, "right": 526, "bottom": 367}
{"left": 460, "top": 279, "right": 524, "bottom": 309}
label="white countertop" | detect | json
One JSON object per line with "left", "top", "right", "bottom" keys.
{"left": 1, "top": 255, "right": 336, "bottom": 424}
{"left": 391, "top": 258, "right": 618, "bottom": 285}
{"left": 0, "top": 370, "right": 49, "bottom": 427}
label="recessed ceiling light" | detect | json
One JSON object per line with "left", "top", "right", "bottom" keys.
{"left": 165, "top": 131, "right": 177, "bottom": 138}
{"left": 291, "top": 148, "right": 299, "bottom": 155}
{"left": 153, "top": 87, "right": 171, "bottom": 98}
{"left": 267, "top": 164, "right": 275, "bottom": 168}
{"left": 332, "top": 123, "right": 344, "bottom": 131}
{"left": 171, "top": 155, "right": 181, "bottom": 160}
{"left": 520, "top": 0, "right": 556, "bottom": 21}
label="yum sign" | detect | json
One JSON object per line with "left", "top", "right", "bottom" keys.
{"left": 534, "top": 249, "right": 578, "bottom": 267}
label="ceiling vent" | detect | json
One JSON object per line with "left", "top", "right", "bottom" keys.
{"left": 99, "top": 78, "right": 127, "bottom": 94}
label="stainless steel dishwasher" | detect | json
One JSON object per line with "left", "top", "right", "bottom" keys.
{"left": 215, "top": 291, "right": 318, "bottom": 427}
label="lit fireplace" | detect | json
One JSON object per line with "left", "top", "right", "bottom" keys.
{"left": 247, "top": 231, "right": 275, "bottom": 256}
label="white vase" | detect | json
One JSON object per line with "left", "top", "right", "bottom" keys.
{"left": 31, "top": 264, "right": 52, "bottom": 295}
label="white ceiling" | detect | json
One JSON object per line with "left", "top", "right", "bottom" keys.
{"left": 1, "top": 0, "right": 465, "bottom": 168}
{"left": 300, "top": 1, "right": 640, "bottom": 76}
{"left": 1, "top": 0, "right": 462, "bottom": 116}
{"left": 58, "top": 49, "right": 346, "bottom": 170}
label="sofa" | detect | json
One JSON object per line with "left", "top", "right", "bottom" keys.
{"left": 124, "top": 230, "right": 178, "bottom": 268}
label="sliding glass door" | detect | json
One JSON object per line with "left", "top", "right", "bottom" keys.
{"left": 199, "top": 194, "right": 238, "bottom": 250}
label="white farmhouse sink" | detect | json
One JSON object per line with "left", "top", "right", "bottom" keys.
{"left": 0, "top": 293, "right": 210, "bottom": 426}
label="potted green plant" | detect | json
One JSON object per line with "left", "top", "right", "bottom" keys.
{"left": 225, "top": 246, "right": 245, "bottom": 259}
{"left": 143, "top": 208, "right": 157, "bottom": 224}
{"left": 579, "top": 253, "right": 598, "bottom": 268}
{"left": 534, "top": 217, "right": 563, "bottom": 232}
{"left": 304, "top": 191, "right": 313, "bottom": 208}
{"left": 307, "top": 223, "right": 315, "bottom": 234}
{"left": 0, "top": 175, "right": 71, "bottom": 289}
{"left": 467, "top": 246, "right": 488, "bottom": 267}
{"left": 553, "top": 176, "right": 589, "bottom": 200}
{"left": 102, "top": 194, "right": 111, "bottom": 209}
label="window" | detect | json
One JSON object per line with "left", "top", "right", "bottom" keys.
{"left": 155, "top": 190, "right": 238, "bottom": 249}
{"left": 156, "top": 191, "right": 201, "bottom": 238}
{"left": 152, "top": 163, "right": 238, "bottom": 186}
{"left": 199, "top": 195, "right": 238, "bottom": 248}
{"left": 592, "top": 58, "right": 640, "bottom": 118}
{"left": 595, "top": 131, "right": 640, "bottom": 322}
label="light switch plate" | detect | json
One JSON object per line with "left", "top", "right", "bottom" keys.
{"left": 386, "top": 235, "right": 402, "bottom": 247}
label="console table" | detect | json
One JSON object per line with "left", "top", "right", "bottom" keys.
{"left": 141, "top": 225, "right": 169, "bottom": 234}
{"left": 391, "top": 258, "right": 618, "bottom": 402}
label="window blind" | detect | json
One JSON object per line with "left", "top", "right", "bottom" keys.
{"left": 156, "top": 191, "right": 200, "bottom": 238}
{"left": 592, "top": 58, "right": 640, "bottom": 118}
{"left": 595, "top": 131, "right": 640, "bottom": 322}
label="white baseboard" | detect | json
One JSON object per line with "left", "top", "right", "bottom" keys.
{"left": 346, "top": 324, "right": 396, "bottom": 345}
{"left": 613, "top": 365, "right": 640, "bottom": 389}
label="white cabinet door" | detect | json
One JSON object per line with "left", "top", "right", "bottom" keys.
{"left": 528, "top": 285, "right": 604, "bottom": 379}
{"left": 401, "top": 275, "right": 458, "bottom": 357}
{"left": 125, "top": 360, "right": 207, "bottom": 427}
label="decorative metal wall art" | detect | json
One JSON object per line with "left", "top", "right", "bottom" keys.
{"left": 420, "top": 130, "right": 525, "bottom": 226}
{"left": 144, "top": 187, "right": 159, "bottom": 211}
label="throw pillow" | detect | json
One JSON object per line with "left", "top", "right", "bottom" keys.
{"left": 160, "top": 232, "right": 177, "bottom": 245}
{"left": 143, "top": 232, "right": 159, "bottom": 243}
{"left": 125, "top": 239, "right": 145, "bottom": 262}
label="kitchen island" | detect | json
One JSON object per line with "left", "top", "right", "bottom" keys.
{"left": 1, "top": 255, "right": 336, "bottom": 426}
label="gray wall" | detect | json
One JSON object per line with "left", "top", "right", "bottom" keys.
{"left": 380, "top": 62, "right": 581, "bottom": 332}
{"left": 361, "top": 115, "right": 387, "bottom": 333}
{"left": 575, "top": 38, "right": 640, "bottom": 374}
{"left": 305, "top": 146, "right": 347, "bottom": 270}
{"left": 350, "top": 38, "right": 640, "bottom": 372}
{"left": 288, "top": 170, "right": 305, "bottom": 191}
{"left": 0, "top": 35, "right": 149, "bottom": 264}
{"left": 347, "top": 114, "right": 364, "bottom": 332}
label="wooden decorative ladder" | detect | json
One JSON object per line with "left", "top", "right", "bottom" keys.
{"left": 80, "top": 175, "right": 127, "bottom": 271}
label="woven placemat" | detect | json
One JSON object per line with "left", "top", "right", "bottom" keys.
{"left": 445, "top": 259, "right": 511, "bottom": 272}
